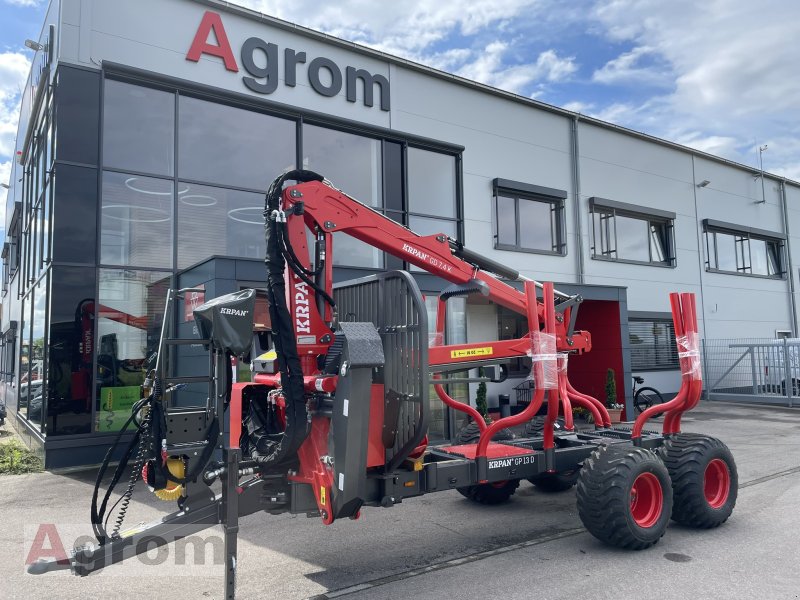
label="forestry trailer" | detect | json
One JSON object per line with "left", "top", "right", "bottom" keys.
{"left": 29, "top": 170, "right": 737, "bottom": 598}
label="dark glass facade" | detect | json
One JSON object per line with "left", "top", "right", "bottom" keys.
{"left": 1, "top": 64, "right": 463, "bottom": 466}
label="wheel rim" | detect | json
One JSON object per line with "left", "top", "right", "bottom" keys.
{"left": 704, "top": 458, "right": 731, "bottom": 508}
{"left": 630, "top": 472, "right": 663, "bottom": 528}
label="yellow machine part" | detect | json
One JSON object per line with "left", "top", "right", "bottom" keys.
{"left": 154, "top": 458, "right": 185, "bottom": 501}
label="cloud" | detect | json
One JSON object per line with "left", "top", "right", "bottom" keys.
{"left": 0, "top": 51, "right": 29, "bottom": 223}
{"left": 592, "top": 46, "right": 670, "bottom": 86}
{"left": 0, "top": 52, "right": 30, "bottom": 157}
{"left": 588, "top": 0, "right": 800, "bottom": 176}
{"left": 234, "top": 0, "right": 574, "bottom": 96}
{"left": 0, "top": 159, "right": 10, "bottom": 227}
{"left": 3, "top": 0, "right": 41, "bottom": 6}
{"left": 457, "top": 43, "right": 576, "bottom": 94}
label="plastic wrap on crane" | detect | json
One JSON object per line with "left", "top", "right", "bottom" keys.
{"left": 529, "top": 331, "right": 558, "bottom": 389}
{"left": 193, "top": 289, "right": 256, "bottom": 356}
{"left": 558, "top": 352, "right": 569, "bottom": 373}
{"left": 677, "top": 330, "right": 702, "bottom": 379}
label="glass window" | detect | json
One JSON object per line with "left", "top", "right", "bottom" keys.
{"left": 178, "top": 96, "right": 296, "bottom": 191}
{"left": 18, "top": 294, "right": 31, "bottom": 418}
{"left": 52, "top": 164, "right": 98, "bottom": 265}
{"left": 101, "top": 172, "right": 173, "bottom": 268}
{"left": 408, "top": 216, "right": 457, "bottom": 272}
{"left": 614, "top": 214, "right": 650, "bottom": 262}
{"left": 28, "top": 276, "right": 48, "bottom": 427}
{"left": 424, "top": 295, "right": 468, "bottom": 440}
{"left": 56, "top": 66, "right": 100, "bottom": 166}
{"left": 303, "top": 124, "right": 382, "bottom": 208}
{"left": 177, "top": 183, "right": 265, "bottom": 268}
{"left": 407, "top": 148, "right": 456, "bottom": 218}
{"left": 331, "top": 233, "right": 382, "bottom": 269}
{"left": 629, "top": 319, "right": 679, "bottom": 370}
{"left": 96, "top": 269, "right": 171, "bottom": 432}
{"left": 103, "top": 80, "right": 175, "bottom": 176}
{"left": 592, "top": 208, "right": 674, "bottom": 265}
{"left": 47, "top": 267, "right": 95, "bottom": 435}
{"left": 498, "top": 305, "right": 532, "bottom": 377}
{"left": 495, "top": 191, "right": 562, "bottom": 253}
{"left": 705, "top": 226, "right": 784, "bottom": 278}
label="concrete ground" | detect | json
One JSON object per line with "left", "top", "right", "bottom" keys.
{"left": 1, "top": 401, "right": 799, "bottom": 600}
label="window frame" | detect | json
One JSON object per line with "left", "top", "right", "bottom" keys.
{"left": 628, "top": 315, "right": 680, "bottom": 372}
{"left": 702, "top": 218, "right": 786, "bottom": 279}
{"left": 492, "top": 178, "right": 567, "bottom": 256}
{"left": 589, "top": 197, "right": 676, "bottom": 267}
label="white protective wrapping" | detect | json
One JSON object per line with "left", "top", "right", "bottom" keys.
{"left": 677, "top": 330, "right": 702, "bottom": 378}
{"left": 529, "top": 331, "right": 558, "bottom": 389}
{"left": 428, "top": 332, "right": 444, "bottom": 347}
{"left": 558, "top": 353, "right": 569, "bottom": 373}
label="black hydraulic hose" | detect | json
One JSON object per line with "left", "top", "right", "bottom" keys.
{"left": 277, "top": 222, "right": 337, "bottom": 310}
{"left": 254, "top": 169, "right": 327, "bottom": 467}
{"left": 277, "top": 220, "right": 323, "bottom": 277}
{"left": 90, "top": 394, "right": 151, "bottom": 544}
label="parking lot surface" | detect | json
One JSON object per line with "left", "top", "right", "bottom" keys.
{"left": 1, "top": 401, "right": 798, "bottom": 600}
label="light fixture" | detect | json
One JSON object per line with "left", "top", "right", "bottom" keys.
{"left": 124, "top": 177, "right": 189, "bottom": 196}
{"left": 25, "top": 39, "right": 45, "bottom": 52}
{"left": 755, "top": 144, "right": 768, "bottom": 204}
{"left": 180, "top": 194, "right": 217, "bottom": 207}
{"left": 102, "top": 204, "right": 171, "bottom": 223}
{"left": 228, "top": 207, "right": 264, "bottom": 225}
{"left": 697, "top": 180, "right": 711, "bottom": 188}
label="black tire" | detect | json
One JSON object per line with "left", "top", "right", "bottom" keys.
{"left": 658, "top": 433, "right": 737, "bottom": 528}
{"left": 525, "top": 416, "right": 566, "bottom": 436}
{"left": 577, "top": 444, "right": 672, "bottom": 550}
{"left": 634, "top": 387, "right": 664, "bottom": 415}
{"left": 528, "top": 469, "right": 580, "bottom": 492}
{"left": 457, "top": 479, "right": 520, "bottom": 505}
{"left": 455, "top": 420, "right": 514, "bottom": 444}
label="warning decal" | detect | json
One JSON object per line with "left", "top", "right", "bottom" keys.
{"left": 450, "top": 347, "right": 494, "bottom": 359}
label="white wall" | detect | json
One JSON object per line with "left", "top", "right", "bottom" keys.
{"left": 58, "top": 0, "right": 800, "bottom": 354}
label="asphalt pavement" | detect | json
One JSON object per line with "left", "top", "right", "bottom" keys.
{"left": 1, "top": 401, "right": 798, "bottom": 600}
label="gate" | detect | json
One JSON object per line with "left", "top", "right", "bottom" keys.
{"left": 703, "top": 338, "right": 800, "bottom": 407}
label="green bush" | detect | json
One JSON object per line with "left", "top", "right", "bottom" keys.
{"left": 0, "top": 440, "right": 43, "bottom": 475}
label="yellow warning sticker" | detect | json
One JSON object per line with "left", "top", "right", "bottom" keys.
{"left": 257, "top": 350, "right": 278, "bottom": 361}
{"left": 450, "top": 347, "right": 494, "bottom": 359}
{"left": 320, "top": 486, "right": 326, "bottom": 505}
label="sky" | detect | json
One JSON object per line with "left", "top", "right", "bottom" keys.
{"left": 1, "top": 0, "right": 800, "bottom": 230}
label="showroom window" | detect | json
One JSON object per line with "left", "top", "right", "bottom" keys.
{"left": 629, "top": 318, "right": 679, "bottom": 371}
{"left": 47, "top": 266, "right": 95, "bottom": 435}
{"left": 424, "top": 295, "right": 468, "bottom": 440}
{"left": 101, "top": 172, "right": 174, "bottom": 268}
{"left": 493, "top": 178, "right": 566, "bottom": 255}
{"left": 590, "top": 197, "right": 675, "bottom": 266}
{"left": 103, "top": 79, "right": 175, "bottom": 177}
{"left": 178, "top": 95, "right": 296, "bottom": 192}
{"left": 497, "top": 305, "right": 533, "bottom": 377}
{"left": 95, "top": 269, "right": 170, "bottom": 432}
{"left": 303, "top": 124, "right": 383, "bottom": 269}
{"left": 703, "top": 219, "right": 785, "bottom": 278}
{"left": 407, "top": 148, "right": 460, "bottom": 272}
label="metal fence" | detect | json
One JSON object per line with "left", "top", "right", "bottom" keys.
{"left": 702, "top": 338, "right": 800, "bottom": 407}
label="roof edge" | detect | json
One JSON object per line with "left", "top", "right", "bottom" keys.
{"left": 191, "top": 0, "right": 800, "bottom": 188}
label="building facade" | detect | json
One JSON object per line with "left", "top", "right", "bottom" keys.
{"left": 3, "top": 0, "right": 799, "bottom": 467}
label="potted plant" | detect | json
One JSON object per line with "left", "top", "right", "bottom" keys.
{"left": 455, "top": 369, "right": 514, "bottom": 443}
{"left": 605, "top": 368, "right": 624, "bottom": 423}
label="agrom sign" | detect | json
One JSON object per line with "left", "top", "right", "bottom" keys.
{"left": 186, "top": 11, "right": 390, "bottom": 111}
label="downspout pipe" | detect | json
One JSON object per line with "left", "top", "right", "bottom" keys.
{"left": 779, "top": 178, "right": 798, "bottom": 334}
{"left": 571, "top": 116, "right": 585, "bottom": 284}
